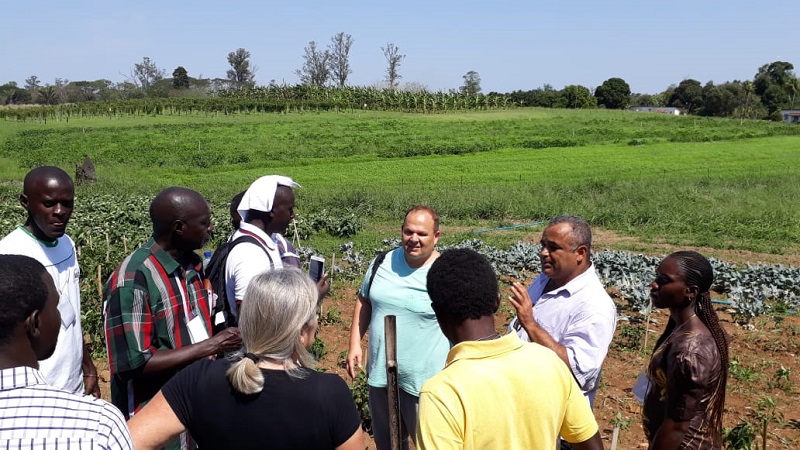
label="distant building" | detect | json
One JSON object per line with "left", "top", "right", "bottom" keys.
{"left": 780, "top": 110, "right": 800, "bottom": 124}
{"left": 630, "top": 106, "right": 681, "bottom": 115}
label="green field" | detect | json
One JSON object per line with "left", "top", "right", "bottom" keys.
{"left": 1, "top": 108, "right": 798, "bottom": 254}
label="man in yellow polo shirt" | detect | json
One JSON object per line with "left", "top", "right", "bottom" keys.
{"left": 417, "top": 249, "right": 604, "bottom": 450}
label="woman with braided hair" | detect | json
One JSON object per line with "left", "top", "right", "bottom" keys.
{"left": 642, "top": 251, "right": 729, "bottom": 450}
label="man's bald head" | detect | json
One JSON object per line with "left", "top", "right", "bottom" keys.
{"left": 149, "top": 187, "right": 210, "bottom": 239}
{"left": 23, "top": 166, "right": 74, "bottom": 196}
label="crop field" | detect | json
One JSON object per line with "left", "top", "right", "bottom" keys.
{"left": 1, "top": 107, "right": 799, "bottom": 448}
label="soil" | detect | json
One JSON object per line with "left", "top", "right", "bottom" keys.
{"left": 94, "top": 236, "right": 800, "bottom": 449}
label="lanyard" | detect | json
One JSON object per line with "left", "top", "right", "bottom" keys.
{"left": 174, "top": 273, "right": 195, "bottom": 321}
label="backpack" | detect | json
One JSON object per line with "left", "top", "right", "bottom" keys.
{"left": 205, "top": 233, "right": 273, "bottom": 334}
{"left": 364, "top": 249, "right": 391, "bottom": 297}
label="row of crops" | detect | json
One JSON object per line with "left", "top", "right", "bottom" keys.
{"left": 336, "top": 238, "right": 800, "bottom": 324}
{"left": 0, "top": 86, "right": 515, "bottom": 121}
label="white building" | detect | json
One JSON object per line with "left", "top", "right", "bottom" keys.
{"left": 780, "top": 110, "right": 800, "bottom": 124}
{"left": 630, "top": 106, "right": 681, "bottom": 115}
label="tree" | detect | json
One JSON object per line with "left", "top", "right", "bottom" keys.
{"left": 24, "top": 75, "right": 41, "bottom": 92}
{"left": 754, "top": 61, "right": 795, "bottom": 96}
{"left": 0, "top": 82, "right": 31, "bottom": 105}
{"left": 459, "top": 71, "right": 482, "bottom": 96}
{"left": 36, "top": 86, "right": 59, "bottom": 105}
{"left": 131, "top": 57, "right": 165, "bottom": 90}
{"left": 327, "top": 32, "right": 354, "bottom": 87}
{"left": 295, "top": 41, "right": 331, "bottom": 87}
{"left": 561, "top": 85, "right": 596, "bottom": 109}
{"left": 172, "top": 66, "right": 190, "bottom": 89}
{"left": 594, "top": 77, "right": 631, "bottom": 109}
{"left": 226, "top": 48, "right": 256, "bottom": 89}
{"left": 667, "top": 79, "right": 703, "bottom": 114}
{"left": 382, "top": 43, "right": 405, "bottom": 91}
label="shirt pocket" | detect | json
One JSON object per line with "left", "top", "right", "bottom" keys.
{"left": 58, "top": 295, "right": 77, "bottom": 329}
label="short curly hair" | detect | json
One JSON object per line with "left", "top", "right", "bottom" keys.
{"left": 0, "top": 255, "right": 49, "bottom": 343}
{"left": 427, "top": 248, "right": 498, "bottom": 322}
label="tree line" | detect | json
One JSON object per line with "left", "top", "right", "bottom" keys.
{"left": 502, "top": 61, "right": 800, "bottom": 120}
{"left": 2, "top": 32, "right": 798, "bottom": 122}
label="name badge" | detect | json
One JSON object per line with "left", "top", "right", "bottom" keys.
{"left": 187, "top": 315, "right": 210, "bottom": 344}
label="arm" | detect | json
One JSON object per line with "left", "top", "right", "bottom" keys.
{"left": 416, "top": 391, "right": 463, "bottom": 450}
{"left": 139, "top": 327, "right": 241, "bottom": 375}
{"left": 128, "top": 391, "right": 186, "bottom": 450}
{"left": 346, "top": 294, "right": 371, "bottom": 379}
{"left": 648, "top": 417, "right": 691, "bottom": 450}
{"left": 508, "top": 282, "right": 569, "bottom": 366}
{"left": 82, "top": 343, "right": 101, "bottom": 398}
{"left": 571, "top": 432, "right": 605, "bottom": 450}
{"left": 336, "top": 427, "right": 364, "bottom": 450}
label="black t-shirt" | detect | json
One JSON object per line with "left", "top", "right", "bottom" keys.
{"left": 161, "top": 358, "right": 361, "bottom": 449}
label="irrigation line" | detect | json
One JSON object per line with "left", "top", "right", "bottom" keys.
{"left": 472, "top": 221, "right": 545, "bottom": 234}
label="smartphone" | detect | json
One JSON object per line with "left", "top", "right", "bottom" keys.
{"left": 309, "top": 255, "right": 325, "bottom": 282}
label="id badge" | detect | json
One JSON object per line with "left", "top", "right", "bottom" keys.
{"left": 633, "top": 372, "right": 651, "bottom": 405}
{"left": 187, "top": 315, "right": 210, "bottom": 344}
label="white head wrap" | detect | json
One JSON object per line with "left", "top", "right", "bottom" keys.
{"left": 237, "top": 175, "right": 301, "bottom": 222}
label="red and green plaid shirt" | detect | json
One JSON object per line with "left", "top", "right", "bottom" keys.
{"left": 103, "top": 238, "right": 210, "bottom": 430}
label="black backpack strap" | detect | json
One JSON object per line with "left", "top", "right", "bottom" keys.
{"left": 365, "top": 249, "right": 391, "bottom": 297}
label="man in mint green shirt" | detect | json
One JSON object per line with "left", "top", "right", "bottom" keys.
{"left": 347, "top": 205, "right": 449, "bottom": 450}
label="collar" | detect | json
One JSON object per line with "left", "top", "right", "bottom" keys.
{"left": 18, "top": 226, "right": 59, "bottom": 248}
{"left": 145, "top": 237, "right": 202, "bottom": 274}
{"left": 0, "top": 366, "right": 48, "bottom": 391}
{"left": 445, "top": 333, "right": 523, "bottom": 367}
{"left": 238, "top": 222, "right": 278, "bottom": 250}
{"left": 542, "top": 262, "right": 598, "bottom": 297}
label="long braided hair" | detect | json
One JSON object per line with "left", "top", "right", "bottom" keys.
{"left": 662, "top": 250, "right": 729, "bottom": 440}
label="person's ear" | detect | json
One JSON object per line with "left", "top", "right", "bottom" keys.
{"left": 493, "top": 292, "right": 501, "bottom": 312}
{"left": 25, "top": 310, "right": 41, "bottom": 339}
{"left": 172, "top": 220, "right": 185, "bottom": 235}
{"left": 19, "top": 193, "right": 29, "bottom": 211}
{"left": 685, "top": 284, "right": 700, "bottom": 303}
{"left": 575, "top": 245, "right": 588, "bottom": 263}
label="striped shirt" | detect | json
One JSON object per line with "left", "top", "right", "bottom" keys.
{"left": 103, "top": 238, "right": 210, "bottom": 450}
{"left": 0, "top": 366, "right": 132, "bottom": 449}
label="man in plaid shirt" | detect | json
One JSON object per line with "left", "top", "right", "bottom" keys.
{"left": 104, "top": 187, "right": 242, "bottom": 450}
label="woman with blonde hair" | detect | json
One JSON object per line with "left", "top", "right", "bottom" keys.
{"left": 129, "top": 268, "right": 363, "bottom": 450}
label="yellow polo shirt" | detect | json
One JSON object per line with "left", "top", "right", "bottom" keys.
{"left": 417, "top": 333, "right": 599, "bottom": 450}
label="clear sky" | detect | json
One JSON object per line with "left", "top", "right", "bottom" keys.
{"left": 2, "top": 1, "right": 797, "bottom": 95}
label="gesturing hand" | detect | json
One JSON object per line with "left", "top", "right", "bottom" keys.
{"left": 211, "top": 327, "right": 243, "bottom": 354}
{"left": 508, "top": 282, "right": 535, "bottom": 329}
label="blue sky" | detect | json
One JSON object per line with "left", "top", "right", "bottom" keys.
{"left": 2, "top": 1, "right": 797, "bottom": 94}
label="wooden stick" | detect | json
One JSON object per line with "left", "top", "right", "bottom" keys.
{"left": 105, "top": 232, "right": 110, "bottom": 263}
{"left": 123, "top": 235, "right": 128, "bottom": 253}
{"left": 96, "top": 265, "right": 103, "bottom": 300}
{"left": 385, "top": 315, "right": 401, "bottom": 450}
{"left": 610, "top": 425, "right": 620, "bottom": 450}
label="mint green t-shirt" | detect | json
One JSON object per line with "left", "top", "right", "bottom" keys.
{"left": 359, "top": 249, "right": 450, "bottom": 396}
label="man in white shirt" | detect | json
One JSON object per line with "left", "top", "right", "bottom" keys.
{"left": 0, "top": 254, "right": 132, "bottom": 449}
{"left": 509, "top": 215, "right": 617, "bottom": 407}
{"left": 0, "top": 166, "right": 100, "bottom": 397}
{"left": 225, "top": 175, "right": 328, "bottom": 317}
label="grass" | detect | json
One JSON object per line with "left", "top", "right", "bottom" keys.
{"left": 1, "top": 108, "right": 798, "bottom": 254}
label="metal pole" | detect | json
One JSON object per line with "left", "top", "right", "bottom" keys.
{"left": 385, "top": 315, "right": 401, "bottom": 450}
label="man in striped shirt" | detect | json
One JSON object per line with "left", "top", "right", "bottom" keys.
{"left": 103, "top": 187, "right": 242, "bottom": 450}
{"left": 0, "top": 254, "right": 132, "bottom": 449}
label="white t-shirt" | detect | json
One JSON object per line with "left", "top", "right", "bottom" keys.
{"left": 0, "top": 227, "right": 85, "bottom": 394}
{"left": 223, "top": 222, "right": 283, "bottom": 318}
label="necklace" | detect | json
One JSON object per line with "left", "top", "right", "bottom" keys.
{"left": 655, "top": 313, "right": 697, "bottom": 351}
{"left": 476, "top": 332, "right": 502, "bottom": 342}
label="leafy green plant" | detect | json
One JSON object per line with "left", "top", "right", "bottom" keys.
{"left": 613, "top": 323, "right": 645, "bottom": 351}
{"left": 768, "top": 366, "right": 792, "bottom": 392}
{"left": 350, "top": 371, "right": 372, "bottom": 434}
{"left": 320, "top": 306, "right": 342, "bottom": 325}
{"left": 611, "top": 411, "right": 632, "bottom": 431}
{"left": 724, "top": 420, "right": 756, "bottom": 450}
{"left": 310, "top": 336, "right": 327, "bottom": 361}
{"left": 729, "top": 356, "right": 758, "bottom": 383}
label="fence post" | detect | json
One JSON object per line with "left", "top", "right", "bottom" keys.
{"left": 385, "top": 315, "right": 401, "bottom": 450}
